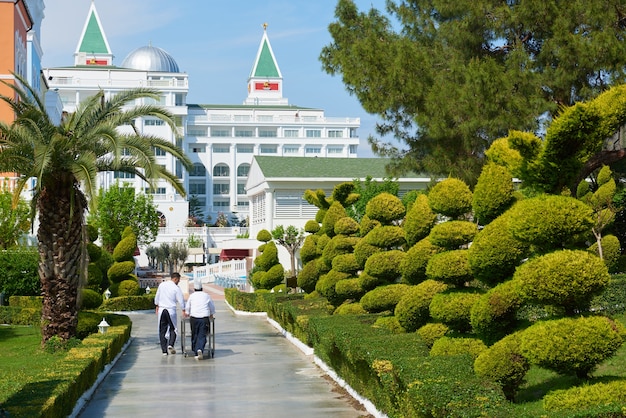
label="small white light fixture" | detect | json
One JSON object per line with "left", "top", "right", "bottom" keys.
{"left": 104, "top": 288, "right": 111, "bottom": 300}
{"left": 145, "top": 286, "right": 151, "bottom": 294}
{"left": 98, "top": 318, "right": 110, "bottom": 334}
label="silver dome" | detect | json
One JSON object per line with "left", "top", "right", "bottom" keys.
{"left": 120, "top": 45, "right": 180, "bottom": 72}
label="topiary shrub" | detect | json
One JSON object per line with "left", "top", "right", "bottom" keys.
{"left": 425, "top": 250, "right": 473, "bottom": 286}
{"left": 416, "top": 323, "right": 450, "bottom": 348}
{"left": 516, "top": 249, "right": 610, "bottom": 314}
{"left": 430, "top": 336, "right": 487, "bottom": 360}
{"left": 304, "top": 219, "right": 320, "bottom": 234}
{"left": 472, "top": 163, "right": 515, "bottom": 225}
{"left": 80, "top": 288, "right": 103, "bottom": 310}
{"left": 107, "top": 261, "right": 136, "bottom": 283}
{"left": 519, "top": 315, "right": 626, "bottom": 378}
{"left": 365, "top": 192, "right": 406, "bottom": 224}
{"left": 401, "top": 237, "right": 443, "bottom": 285}
{"left": 404, "top": 193, "right": 437, "bottom": 247}
{"left": 588, "top": 234, "right": 621, "bottom": 273}
{"left": 395, "top": 280, "right": 448, "bottom": 332}
{"left": 543, "top": 380, "right": 626, "bottom": 412}
{"left": 468, "top": 212, "right": 528, "bottom": 286}
{"left": 364, "top": 226, "right": 406, "bottom": 249}
{"left": 87, "top": 242, "right": 102, "bottom": 262}
{"left": 86, "top": 262, "right": 104, "bottom": 292}
{"left": 112, "top": 231, "right": 137, "bottom": 262}
{"left": 474, "top": 332, "right": 530, "bottom": 400}
{"left": 254, "top": 241, "right": 280, "bottom": 271}
{"left": 428, "top": 221, "right": 478, "bottom": 250}
{"left": 357, "top": 271, "right": 380, "bottom": 292}
{"left": 332, "top": 253, "right": 360, "bottom": 274}
{"left": 359, "top": 214, "right": 381, "bottom": 236}
{"left": 353, "top": 239, "right": 383, "bottom": 269}
{"left": 428, "top": 178, "right": 472, "bottom": 219}
{"left": 507, "top": 194, "right": 594, "bottom": 252}
{"left": 334, "top": 217, "right": 360, "bottom": 236}
{"left": 256, "top": 229, "right": 272, "bottom": 242}
{"left": 372, "top": 316, "right": 405, "bottom": 333}
{"left": 260, "top": 264, "right": 284, "bottom": 289}
{"left": 429, "top": 290, "right": 482, "bottom": 332}
{"left": 297, "top": 259, "right": 321, "bottom": 294}
{"left": 300, "top": 235, "right": 320, "bottom": 264}
{"left": 316, "top": 270, "right": 350, "bottom": 306}
{"left": 335, "top": 278, "right": 364, "bottom": 301}
{"left": 334, "top": 302, "right": 366, "bottom": 315}
{"left": 321, "top": 235, "right": 359, "bottom": 269}
{"left": 118, "top": 279, "right": 140, "bottom": 296}
{"left": 360, "top": 284, "right": 411, "bottom": 313}
{"left": 322, "top": 202, "right": 348, "bottom": 237}
{"left": 364, "top": 250, "right": 406, "bottom": 283}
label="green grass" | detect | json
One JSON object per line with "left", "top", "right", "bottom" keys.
{"left": 0, "top": 325, "right": 68, "bottom": 409}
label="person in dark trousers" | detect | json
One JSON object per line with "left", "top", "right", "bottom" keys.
{"left": 154, "top": 272, "right": 185, "bottom": 355}
{"left": 184, "top": 280, "right": 215, "bottom": 359}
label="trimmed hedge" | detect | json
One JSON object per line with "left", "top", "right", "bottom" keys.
{"left": 430, "top": 336, "right": 487, "bottom": 360}
{"left": 543, "top": 380, "right": 626, "bottom": 412}
{"left": 416, "top": 323, "right": 449, "bottom": 348}
{"left": 429, "top": 291, "right": 482, "bottom": 332}
{"left": 99, "top": 295, "right": 155, "bottom": 311}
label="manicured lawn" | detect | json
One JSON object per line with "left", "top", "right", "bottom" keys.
{"left": 0, "top": 325, "right": 67, "bottom": 411}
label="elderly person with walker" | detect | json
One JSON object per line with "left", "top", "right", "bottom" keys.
{"left": 154, "top": 272, "right": 185, "bottom": 355}
{"left": 184, "top": 279, "right": 216, "bottom": 360}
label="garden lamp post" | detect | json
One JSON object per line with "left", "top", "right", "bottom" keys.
{"left": 98, "top": 318, "right": 110, "bottom": 334}
{"left": 104, "top": 288, "right": 111, "bottom": 300}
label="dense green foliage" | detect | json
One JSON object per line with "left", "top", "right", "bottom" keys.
{"left": 395, "top": 279, "right": 448, "bottom": 332}
{"left": 0, "top": 189, "right": 30, "bottom": 250}
{"left": 472, "top": 163, "right": 516, "bottom": 225}
{"left": 427, "top": 178, "right": 472, "bottom": 218}
{"left": 0, "top": 247, "right": 39, "bottom": 298}
{"left": 428, "top": 220, "right": 477, "bottom": 250}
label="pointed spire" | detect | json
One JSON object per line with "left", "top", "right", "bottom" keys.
{"left": 245, "top": 24, "right": 287, "bottom": 105}
{"left": 74, "top": 1, "right": 113, "bottom": 66}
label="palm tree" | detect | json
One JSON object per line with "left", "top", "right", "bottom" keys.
{"left": 0, "top": 75, "right": 192, "bottom": 344}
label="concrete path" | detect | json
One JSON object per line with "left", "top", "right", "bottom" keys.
{"left": 75, "top": 287, "right": 374, "bottom": 418}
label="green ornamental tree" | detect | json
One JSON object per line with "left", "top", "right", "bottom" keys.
{"left": 0, "top": 188, "right": 29, "bottom": 249}
{"left": 271, "top": 225, "right": 305, "bottom": 278}
{"left": 0, "top": 77, "right": 192, "bottom": 343}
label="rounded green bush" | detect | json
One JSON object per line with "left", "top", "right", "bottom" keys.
{"left": 470, "top": 279, "right": 525, "bottom": 344}
{"left": 416, "top": 323, "right": 449, "bottom": 348}
{"left": 430, "top": 336, "right": 487, "bottom": 360}
{"left": 429, "top": 291, "right": 482, "bottom": 332}
{"left": 474, "top": 332, "right": 530, "bottom": 400}
{"left": 404, "top": 193, "right": 437, "bottom": 247}
{"left": 372, "top": 316, "right": 405, "bottom": 333}
{"left": 353, "top": 239, "right": 383, "bottom": 269}
{"left": 118, "top": 279, "right": 140, "bottom": 296}
{"left": 256, "top": 229, "right": 272, "bottom": 242}
{"left": 515, "top": 249, "right": 610, "bottom": 313}
{"left": 357, "top": 271, "right": 380, "bottom": 292}
{"left": 428, "top": 178, "right": 472, "bottom": 218}
{"left": 304, "top": 220, "right": 320, "bottom": 234}
{"left": 87, "top": 242, "right": 102, "bottom": 263}
{"left": 297, "top": 259, "right": 321, "bottom": 293}
{"left": 426, "top": 250, "right": 473, "bottom": 286}
{"left": 121, "top": 226, "right": 134, "bottom": 239}
{"left": 316, "top": 270, "right": 350, "bottom": 306}
{"left": 86, "top": 223, "right": 99, "bottom": 242}
{"left": 335, "top": 277, "right": 364, "bottom": 300}
{"left": 588, "top": 234, "right": 622, "bottom": 274}
{"left": 315, "top": 208, "right": 327, "bottom": 224}
{"left": 401, "top": 238, "right": 442, "bottom": 285}
{"left": 322, "top": 201, "right": 348, "bottom": 237}
{"left": 428, "top": 221, "right": 478, "bottom": 250}
{"left": 260, "top": 264, "right": 284, "bottom": 290}
{"left": 395, "top": 280, "right": 448, "bottom": 332}
{"left": 300, "top": 235, "right": 320, "bottom": 264}
{"left": 364, "top": 250, "right": 406, "bottom": 282}
{"left": 519, "top": 316, "right": 626, "bottom": 378}
{"left": 472, "top": 163, "right": 515, "bottom": 225}
{"left": 334, "top": 302, "right": 366, "bottom": 315}
{"left": 334, "top": 217, "right": 360, "bottom": 236}
{"left": 81, "top": 288, "right": 103, "bottom": 309}
{"left": 112, "top": 234, "right": 137, "bottom": 262}
{"left": 359, "top": 214, "right": 381, "bottom": 236}
{"left": 364, "top": 225, "right": 406, "bottom": 249}
{"left": 365, "top": 192, "right": 406, "bottom": 224}
{"left": 360, "top": 284, "right": 411, "bottom": 313}
{"left": 322, "top": 235, "right": 359, "bottom": 269}
{"left": 107, "top": 260, "right": 136, "bottom": 283}
{"left": 332, "top": 253, "right": 360, "bottom": 274}
{"left": 254, "top": 241, "right": 280, "bottom": 271}
{"left": 543, "top": 380, "right": 626, "bottom": 412}
{"left": 507, "top": 194, "right": 594, "bottom": 252}
{"left": 468, "top": 212, "right": 529, "bottom": 286}
{"left": 87, "top": 262, "right": 104, "bottom": 291}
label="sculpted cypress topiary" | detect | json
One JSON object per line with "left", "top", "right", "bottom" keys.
{"left": 428, "top": 178, "right": 473, "bottom": 219}
{"left": 430, "top": 336, "right": 487, "bottom": 360}
{"left": 364, "top": 250, "right": 406, "bottom": 283}
{"left": 365, "top": 192, "right": 406, "bottom": 224}
{"left": 360, "top": 284, "right": 411, "bottom": 313}
{"left": 429, "top": 290, "right": 482, "bottom": 332}
{"left": 428, "top": 221, "right": 478, "bottom": 250}
{"left": 472, "top": 163, "right": 516, "bottom": 225}
{"left": 425, "top": 250, "right": 473, "bottom": 287}
{"left": 404, "top": 193, "right": 437, "bottom": 247}
{"left": 401, "top": 238, "right": 443, "bottom": 285}
{"left": 395, "top": 279, "right": 449, "bottom": 332}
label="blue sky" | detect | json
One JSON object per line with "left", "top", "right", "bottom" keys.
{"left": 40, "top": 0, "right": 390, "bottom": 158}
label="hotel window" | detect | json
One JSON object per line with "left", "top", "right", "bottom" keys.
{"left": 237, "top": 200, "right": 250, "bottom": 209}
{"left": 211, "top": 128, "right": 230, "bottom": 137}
{"left": 213, "top": 199, "right": 230, "bottom": 208}
{"left": 306, "top": 129, "right": 321, "bottom": 138}
{"left": 284, "top": 129, "right": 299, "bottom": 138}
{"left": 153, "top": 147, "right": 167, "bottom": 156}
{"left": 145, "top": 119, "right": 164, "bottom": 126}
{"left": 260, "top": 145, "right": 278, "bottom": 154}
{"left": 175, "top": 93, "right": 185, "bottom": 106}
{"left": 283, "top": 145, "right": 299, "bottom": 154}
{"left": 237, "top": 183, "right": 246, "bottom": 195}
{"left": 189, "top": 145, "right": 206, "bottom": 153}
{"left": 145, "top": 187, "right": 166, "bottom": 195}
{"left": 349, "top": 144, "right": 358, "bottom": 154}
{"left": 189, "top": 163, "right": 206, "bottom": 177}
{"left": 187, "top": 126, "right": 206, "bottom": 136}
{"left": 213, "top": 183, "right": 230, "bottom": 195}
{"left": 188, "top": 181, "right": 206, "bottom": 195}
{"left": 114, "top": 171, "right": 135, "bottom": 179}
{"left": 213, "top": 164, "right": 230, "bottom": 177}
{"left": 327, "top": 146, "right": 343, "bottom": 154}
{"left": 259, "top": 129, "right": 277, "bottom": 137}
{"left": 213, "top": 144, "right": 230, "bottom": 153}
{"left": 237, "top": 144, "right": 254, "bottom": 153}
{"left": 235, "top": 129, "right": 253, "bottom": 137}
{"left": 305, "top": 146, "right": 322, "bottom": 155}
{"left": 328, "top": 130, "right": 343, "bottom": 138}
{"left": 350, "top": 128, "right": 358, "bottom": 138}
{"left": 237, "top": 163, "right": 250, "bottom": 177}
{"left": 234, "top": 115, "right": 251, "bottom": 122}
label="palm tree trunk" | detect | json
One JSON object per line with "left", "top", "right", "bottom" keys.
{"left": 37, "top": 179, "right": 86, "bottom": 344}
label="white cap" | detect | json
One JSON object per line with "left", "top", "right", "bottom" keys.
{"left": 194, "top": 280, "right": 202, "bottom": 291}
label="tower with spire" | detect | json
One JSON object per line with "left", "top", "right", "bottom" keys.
{"left": 74, "top": 1, "right": 113, "bottom": 66}
{"left": 244, "top": 24, "right": 287, "bottom": 105}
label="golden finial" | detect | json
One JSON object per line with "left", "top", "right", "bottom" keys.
{"left": 263, "top": 23, "right": 268, "bottom": 31}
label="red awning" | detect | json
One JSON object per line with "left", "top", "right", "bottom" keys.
{"left": 219, "top": 249, "right": 250, "bottom": 261}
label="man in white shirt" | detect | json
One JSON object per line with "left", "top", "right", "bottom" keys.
{"left": 154, "top": 272, "right": 185, "bottom": 356}
{"left": 184, "top": 280, "right": 216, "bottom": 360}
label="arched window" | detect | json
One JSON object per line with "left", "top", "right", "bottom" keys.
{"left": 237, "top": 163, "right": 250, "bottom": 177}
{"left": 189, "top": 163, "right": 206, "bottom": 177}
{"left": 213, "top": 163, "right": 230, "bottom": 177}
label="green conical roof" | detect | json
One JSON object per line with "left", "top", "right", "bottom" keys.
{"left": 253, "top": 39, "right": 280, "bottom": 78}
{"left": 78, "top": 9, "right": 109, "bottom": 54}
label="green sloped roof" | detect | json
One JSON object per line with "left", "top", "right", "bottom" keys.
{"left": 79, "top": 12, "right": 108, "bottom": 54}
{"left": 253, "top": 40, "right": 279, "bottom": 78}
{"left": 254, "top": 156, "right": 427, "bottom": 179}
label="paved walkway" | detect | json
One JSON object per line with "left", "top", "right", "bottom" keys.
{"left": 73, "top": 285, "right": 376, "bottom": 418}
